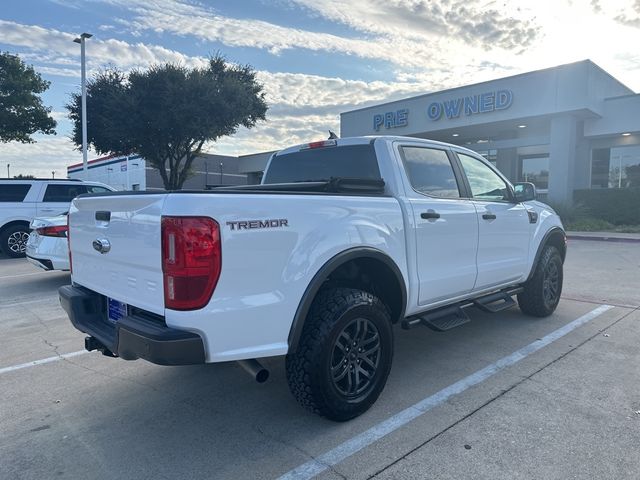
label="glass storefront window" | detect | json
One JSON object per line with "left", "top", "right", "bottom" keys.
{"left": 520, "top": 156, "right": 549, "bottom": 190}
{"left": 478, "top": 149, "right": 497, "bottom": 165}
{"left": 591, "top": 148, "right": 610, "bottom": 188}
{"left": 591, "top": 145, "right": 640, "bottom": 188}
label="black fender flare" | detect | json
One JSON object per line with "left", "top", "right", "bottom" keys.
{"left": 526, "top": 227, "right": 566, "bottom": 282}
{"left": 287, "top": 247, "right": 407, "bottom": 352}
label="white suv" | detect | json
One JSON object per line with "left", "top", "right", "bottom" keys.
{"left": 0, "top": 179, "right": 114, "bottom": 258}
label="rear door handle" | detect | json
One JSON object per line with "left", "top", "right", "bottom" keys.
{"left": 482, "top": 213, "right": 496, "bottom": 220}
{"left": 421, "top": 211, "right": 440, "bottom": 220}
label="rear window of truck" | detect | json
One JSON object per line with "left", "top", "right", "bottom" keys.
{"left": 263, "top": 144, "right": 381, "bottom": 184}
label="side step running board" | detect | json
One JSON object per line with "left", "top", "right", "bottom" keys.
{"left": 472, "top": 290, "right": 520, "bottom": 313}
{"left": 401, "top": 286, "right": 523, "bottom": 331}
{"left": 401, "top": 305, "right": 470, "bottom": 332}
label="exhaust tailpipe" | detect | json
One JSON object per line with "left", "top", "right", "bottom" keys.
{"left": 237, "top": 359, "right": 269, "bottom": 383}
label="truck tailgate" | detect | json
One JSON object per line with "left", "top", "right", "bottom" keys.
{"left": 69, "top": 194, "right": 166, "bottom": 315}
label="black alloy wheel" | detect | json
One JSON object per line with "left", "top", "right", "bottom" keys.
{"left": 330, "top": 317, "right": 381, "bottom": 398}
{"left": 542, "top": 258, "right": 560, "bottom": 308}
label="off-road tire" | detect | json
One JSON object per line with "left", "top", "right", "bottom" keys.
{"left": 286, "top": 287, "right": 393, "bottom": 421}
{"left": 518, "top": 245, "right": 563, "bottom": 317}
{"left": 0, "top": 224, "right": 30, "bottom": 258}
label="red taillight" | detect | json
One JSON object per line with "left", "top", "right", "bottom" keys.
{"left": 161, "top": 216, "right": 221, "bottom": 311}
{"left": 36, "top": 225, "right": 68, "bottom": 237}
{"left": 67, "top": 215, "right": 72, "bottom": 274}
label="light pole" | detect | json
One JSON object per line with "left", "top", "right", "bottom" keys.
{"left": 73, "top": 32, "right": 92, "bottom": 180}
{"left": 6, "top": 163, "right": 9, "bottom": 179}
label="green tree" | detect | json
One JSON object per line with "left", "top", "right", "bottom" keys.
{"left": 0, "top": 52, "right": 57, "bottom": 143}
{"left": 67, "top": 55, "right": 268, "bottom": 190}
{"left": 625, "top": 164, "right": 640, "bottom": 188}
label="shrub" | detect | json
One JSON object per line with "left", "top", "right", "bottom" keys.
{"left": 573, "top": 188, "right": 640, "bottom": 225}
{"left": 545, "top": 201, "right": 589, "bottom": 225}
{"left": 565, "top": 218, "right": 614, "bottom": 231}
{"left": 565, "top": 219, "right": 640, "bottom": 233}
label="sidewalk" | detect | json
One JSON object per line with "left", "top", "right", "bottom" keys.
{"left": 567, "top": 231, "right": 640, "bottom": 243}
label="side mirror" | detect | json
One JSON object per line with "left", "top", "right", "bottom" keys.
{"left": 513, "top": 182, "right": 536, "bottom": 202}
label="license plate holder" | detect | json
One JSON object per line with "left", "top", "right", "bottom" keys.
{"left": 107, "top": 297, "right": 128, "bottom": 323}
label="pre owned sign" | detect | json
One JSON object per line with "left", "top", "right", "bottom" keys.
{"left": 427, "top": 89, "right": 513, "bottom": 121}
{"left": 372, "top": 89, "right": 513, "bottom": 130}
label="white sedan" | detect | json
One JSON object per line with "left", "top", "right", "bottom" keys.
{"left": 26, "top": 214, "right": 70, "bottom": 271}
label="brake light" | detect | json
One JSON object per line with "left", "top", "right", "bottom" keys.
{"left": 161, "top": 216, "right": 221, "bottom": 310}
{"left": 302, "top": 139, "right": 337, "bottom": 150}
{"left": 36, "top": 225, "right": 68, "bottom": 237}
{"left": 67, "top": 215, "right": 72, "bottom": 274}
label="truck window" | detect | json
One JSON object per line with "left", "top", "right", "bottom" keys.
{"left": 457, "top": 152, "right": 510, "bottom": 202}
{"left": 0, "top": 184, "right": 31, "bottom": 202}
{"left": 263, "top": 144, "right": 381, "bottom": 184}
{"left": 400, "top": 147, "right": 461, "bottom": 198}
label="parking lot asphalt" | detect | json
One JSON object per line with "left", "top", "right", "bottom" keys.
{"left": 1, "top": 240, "right": 639, "bottom": 480}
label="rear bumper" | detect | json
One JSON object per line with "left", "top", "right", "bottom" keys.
{"left": 26, "top": 255, "right": 54, "bottom": 271}
{"left": 26, "top": 234, "right": 69, "bottom": 271}
{"left": 58, "top": 285, "right": 205, "bottom": 365}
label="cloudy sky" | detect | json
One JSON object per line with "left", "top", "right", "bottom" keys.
{"left": 2, "top": 0, "right": 640, "bottom": 178}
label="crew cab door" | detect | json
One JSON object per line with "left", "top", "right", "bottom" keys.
{"left": 454, "top": 151, "right": 531, "bottom": 290}
{"left": 396, "top": 143, "right": 479, "bottom": 306}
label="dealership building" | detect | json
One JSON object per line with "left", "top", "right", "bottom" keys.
{"left": 340, "top": 60, "right": 640, "bottom": 203}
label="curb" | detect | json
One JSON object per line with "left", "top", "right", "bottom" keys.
{"left": 567, "top": 234, "right": 640, "bottom": 244}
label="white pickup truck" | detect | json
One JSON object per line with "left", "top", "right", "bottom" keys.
{"left": 59, "top": 136, "right": 565, "bottom": 421}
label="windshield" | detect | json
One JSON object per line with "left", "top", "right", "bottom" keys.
{"left": 263, "top": 144, "right": 381, "bottom": 184}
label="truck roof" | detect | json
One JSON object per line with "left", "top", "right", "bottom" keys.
{"left": 277, "top": 135, "right": 481, "bottom": 157}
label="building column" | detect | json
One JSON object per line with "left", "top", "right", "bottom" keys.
{"left": 496, "top": 147, "right": 517, "bottom": 182}
{"left": 548, "top": 115, "right": 577, "bottom": 204}
{"left": 572, "top": 121, "right": 590, "bottom": 190}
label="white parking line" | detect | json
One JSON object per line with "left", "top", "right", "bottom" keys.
{"left": 0, "top": 350, "right": 90, "bottom": 375}
{"left": 0, "top": 296, "right": 59, "bottom": 308}
{"left": 278, "top": 304, "right": 614, "bottom": 480}
{"left": 0, "top": 271, "right": 54, "bottom": 279}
